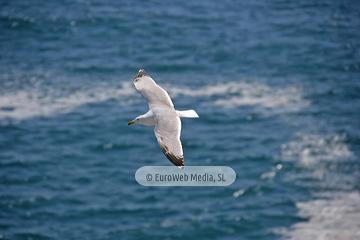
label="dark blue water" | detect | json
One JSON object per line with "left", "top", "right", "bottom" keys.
{"left": 1, "top": 0, "right": 360, "bottom": 239}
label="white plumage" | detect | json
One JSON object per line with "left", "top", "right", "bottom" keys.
{"left": 128, "top": 69, "right": 199, "bottom": 169}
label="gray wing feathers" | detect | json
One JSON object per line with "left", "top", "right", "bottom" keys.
{"left": 154, "top": 114, "right": 184, "bottom": 168}
{"left": 135, "top": 76, "right": 174, "bottom": 108}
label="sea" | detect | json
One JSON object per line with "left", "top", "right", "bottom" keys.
{"left": 1, "top": 0, "right": 360, "bottom": 239}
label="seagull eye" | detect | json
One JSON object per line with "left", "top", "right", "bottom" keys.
{"left": 135, "top": 79, "right": 139, "bottom": 82}
{"left": 136, "top": 118, "right": 139, "bottom": 121}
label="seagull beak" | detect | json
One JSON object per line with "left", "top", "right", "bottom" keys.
{"left": 127, "top": 121, "right": 135, "bottom": 125}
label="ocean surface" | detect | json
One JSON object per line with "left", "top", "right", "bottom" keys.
{"left": 1, "top": 0, "right": 360, "bottom": 239}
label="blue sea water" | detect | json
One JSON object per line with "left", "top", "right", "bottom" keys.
{"left": 1, "top": 0, "right": 360, "bottom": 239}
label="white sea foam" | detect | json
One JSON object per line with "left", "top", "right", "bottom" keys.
{"left": 0, "top": 82, "right": 135, "bottom": 120}
{"left": 166, "top": 81, "right": 310, "bottom": 114}
{"left": 281, "top": 134, "right": 353, "bottom": 169}
{"left": 232, "top": 188, "right": 246, "bottom": 198}
{"left": 277, "top": 192, "right": 360, "bottom": 240}
{"left": 0, "top": 79, "right": 309, "bottom": 120}
{"left": 276, "top": 134, "right": 358, "bottom": 240}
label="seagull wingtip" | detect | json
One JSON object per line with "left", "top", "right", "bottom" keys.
{"left": 135, "top": 69, "right": 147, "bottom": 79}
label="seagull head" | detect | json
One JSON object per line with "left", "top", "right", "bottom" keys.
{"left": 128, "top": 115, "right": 144, "bottom": 125}
{"left": 128, "top": 117, "right": 155, "bottom": 126}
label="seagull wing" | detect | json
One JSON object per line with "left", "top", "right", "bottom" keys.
{"left": 134, "top": 71, "right": 174, "bottom": 109}
{"left": 154, "top": 110, "right": 184, "bottom": 168}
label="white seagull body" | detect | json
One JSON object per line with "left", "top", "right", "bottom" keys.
{"left": 128, "top": 69, "right": 199, "bottom": 169}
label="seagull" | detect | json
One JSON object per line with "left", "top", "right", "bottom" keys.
{"left": 128, "top": 69, "right": 199, "bottom": 169}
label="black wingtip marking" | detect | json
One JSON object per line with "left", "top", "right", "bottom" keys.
{"left": 134, "top": 69, "right": 147, "bottom": 79}
{"left": 160, "top": 144, "right": 185, "bottom": 168}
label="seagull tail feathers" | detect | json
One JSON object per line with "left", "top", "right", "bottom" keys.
{"left": 176, "top": 110, "right": 199, "bottom": 118}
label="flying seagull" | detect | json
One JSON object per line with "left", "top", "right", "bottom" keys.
{"left": 128, "top": 69, "right": 199, "bottom": 169}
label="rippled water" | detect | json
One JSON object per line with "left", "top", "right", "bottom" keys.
{"left": 1, "top": 0, "right": 360, "bottom": 239}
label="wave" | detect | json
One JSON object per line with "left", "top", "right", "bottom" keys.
{"left": 0, "top": 78, "right": 310, "bottom": 121}
{"left": 167, "top": 81, "right": 310, "bottom": 115}
{"left": 0, "top": 81, "right": 136, "bottom": 121}
{"left": 281, "top": 134, "right": 353, "bottom": 169}
{"left": 276, "top": 191, "right": 360, "bottom": 240}
{"left": 275, "top": 133, "right": 358, "bottom": 240}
